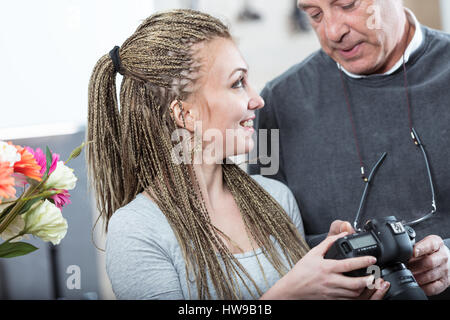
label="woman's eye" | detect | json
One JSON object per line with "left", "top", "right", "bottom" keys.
{"left": 232, "top": 77, "right": 245, "bottom": 89}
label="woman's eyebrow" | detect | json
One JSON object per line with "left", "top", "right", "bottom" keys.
{"left": 229, "top": 67, "right": 248, "bottom": 79}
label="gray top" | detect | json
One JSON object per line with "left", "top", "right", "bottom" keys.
{"left": 105, "top": 175, "right": 305, "bottom": 300}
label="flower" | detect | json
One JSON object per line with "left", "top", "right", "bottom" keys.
{"left": 11, "top": 172, "right": 28, "bottom": 188}
{"left": 0, "top": 141, "right": 21, "bottom": 166}
{"left": 0, "top": 213, "right": 28, "bottom": 243}
{"left": 0, "top": 162, "right": 16, "bottom": 203}
{"left": 23, "top": 200, "right": 68, "bottom": 245}
{"left": 25, "top": 147, "right": 59, "bottom": 177}
{"left": 13, "top": 145, "right": 42, "bottom": 181}
{"left": 43, "top": 161, "right": 77, "bottom": 190}
{"left": 50, "top": 189, "right": 71, "bottom": 210}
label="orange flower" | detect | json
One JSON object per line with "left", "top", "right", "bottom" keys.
{"left": 0, "top": 162, "right": 16, "bottom": 203}
{"left": 13, "top": 145, "right": 42, "bottom": 182}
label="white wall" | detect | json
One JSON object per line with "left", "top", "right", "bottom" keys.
{"left": 0, "top": 0, "right": 156, "bottom": 139}
{"left": 0, "top": 0, "right": 321, "bottom": 140}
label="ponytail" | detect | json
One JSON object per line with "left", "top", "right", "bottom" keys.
{"left": 86, "top": 54, "right": 125, "bottom": 231}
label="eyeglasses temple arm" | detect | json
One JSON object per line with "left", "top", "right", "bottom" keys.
{"left": 353, "top": 152, "right": 388, "bottom": 231}
{"left": 404, "top": 128, "right": 437, "bottom": 227}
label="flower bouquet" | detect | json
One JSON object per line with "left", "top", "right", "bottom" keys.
{"left": 0, "top": 140, "right": 87, "bottom": 258}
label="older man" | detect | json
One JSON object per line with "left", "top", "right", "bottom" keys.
{"left": 249, "top": 0, "right": 450, "bottom": 297}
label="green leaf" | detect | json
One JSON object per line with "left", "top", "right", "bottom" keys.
{"left": 0, "top": 241, "right": 38, "bottom": 258}
{"left": 44, "top": 146, "right": 52, "bottom": 180}
{"left": 0, "top": 203, "right": 15, "bottom": 219}
{"left": 45, "top": 146, "right": 53, "bottom": 172}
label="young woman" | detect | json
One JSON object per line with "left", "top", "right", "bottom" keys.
{"left": 86, "top": 9, "right": 389, "bottom": 300}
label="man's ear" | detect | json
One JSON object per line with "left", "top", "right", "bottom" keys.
{"left": 169, "top": 100, "right": 196, "bottom": 133}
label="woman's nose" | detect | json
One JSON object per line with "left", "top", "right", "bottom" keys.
{"left": 248, "top": 95, "right": 265, "bottom": 110}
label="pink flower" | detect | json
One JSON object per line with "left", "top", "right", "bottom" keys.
{"left": 25, "top": 147, "right": 60, "bottom": 177}
{"left": 50, "top": 189, "right": 71, "bottom": 210}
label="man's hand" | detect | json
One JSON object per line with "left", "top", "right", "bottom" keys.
{"left": 328, "top": 220, "right": 355, "bottom": 236}
{"left": 407, "top": 235, "right": 450, "bottom": 296}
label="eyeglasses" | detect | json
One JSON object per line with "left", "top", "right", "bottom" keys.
{"left": 353, "top": 127, "right": 437, "bottom": 232}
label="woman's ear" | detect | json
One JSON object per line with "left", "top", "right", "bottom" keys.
{"left": 170, "top": 99, "right": 196, "bottom": 133}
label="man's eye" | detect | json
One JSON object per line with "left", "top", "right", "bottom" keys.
{"left": 342, "top": 1, "right": 356, "bottom": 10}
{"left": 310, "top": 12, "right": 322, "bottom": 20}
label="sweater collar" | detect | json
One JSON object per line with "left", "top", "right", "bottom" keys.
{"left": 337, "top": 8, "right": 423, "bottom": 79}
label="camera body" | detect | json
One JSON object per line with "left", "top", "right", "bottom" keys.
{"left": 324, "top": 216, "right": 427, "bottom": 300}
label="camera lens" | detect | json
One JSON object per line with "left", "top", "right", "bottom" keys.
{"left": 382, "top": 263, "right": 427, "bottom": 300}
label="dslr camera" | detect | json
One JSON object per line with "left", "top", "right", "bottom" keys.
{"left": 324, "top": 216, "right": 427, "bottom": 300}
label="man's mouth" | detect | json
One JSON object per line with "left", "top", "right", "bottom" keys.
{"left": 338, "top": 42, "right": 363, "bottom": 59}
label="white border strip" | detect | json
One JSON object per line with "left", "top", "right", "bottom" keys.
{"left": 441, "top": 0, "right": 450, "bottom": 33}
{"left": 0, "top": 122, "right": 86, "bottom": 140}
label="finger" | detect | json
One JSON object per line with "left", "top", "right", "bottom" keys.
{"left": 358, "top": 278, "right": 385, "bottom": 300}
{"left": 357, "top": 287, "right": 376, "bottom": 300}
{"left": 330, "top": 288, "right": 365, "bottom": 300}
{"left": 414, "top": 263, "right": 447, "bottom": 286}
{"left": 328, "top": 220, "right": 344, "bottom": 236}
{"left": 420, "top": 278, "right": 448, "bottom": 296}
{"left": 333, "top": 256, "right": 377, "bottom": 273}
{"left": 409, "top": 249, "right": 447, "bottom": 275}
{"left": 333, "top": 274, "right": 376, "bottom": 291}
{"left": 369, "top": 280, "right": 390, "bottom": 300}
{"left": 315, "top": 232, "right": 348, "bottom": 256}
{"left": 413, "top": 235, "right": 443, "bottom": 258}
{"left": 324, "top": 281, "right": 367, "bottom": 300}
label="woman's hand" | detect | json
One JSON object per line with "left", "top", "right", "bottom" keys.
{"left": 261, "top": 233, "right": 390, "bottom": 300}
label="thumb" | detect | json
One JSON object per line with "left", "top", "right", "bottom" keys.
{"left": 340, "top": 221, "right": 356, "bottom": 234}
{"left": 315, "top": 232, "right": 348, "bottom": 257}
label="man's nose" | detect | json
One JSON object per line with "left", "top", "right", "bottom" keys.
{"left": 324, "top": 14, "right": 350, "bottom": 43}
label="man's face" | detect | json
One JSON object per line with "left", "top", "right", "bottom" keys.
{"left": 298, "top": 0, "right": 405, "bottom": 75}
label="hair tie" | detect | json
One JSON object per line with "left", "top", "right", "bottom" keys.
{"left": 109, "top": 46, "right": 123, "bottom": 75}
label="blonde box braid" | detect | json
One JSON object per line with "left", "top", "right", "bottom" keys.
{"left": 87, "top": 9, "right": 309, "bottom": 300}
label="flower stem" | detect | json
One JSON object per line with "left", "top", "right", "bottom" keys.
{"left": 4, "top": 231, "right": 26, "bottom": 243}
{"left": 0, "top": 176, "right": 49, "bottom": 233}
{"left": 0, "top": 191, "right": 61, "bottom": 207}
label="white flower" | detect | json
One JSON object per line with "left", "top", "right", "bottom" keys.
{"left": 23, "top": 200, "right": 68, "bottom": 245}
{"left": 0, "top": 200, "right": 31, "bottom": 242}
{"left": 0, "top": 214, "right": 29, "bottom": 243}
{"left": 43, "top": 161, "right": 77, "bottom": 190}
{"left": 0, "top": 141, "right": 21, "bottom": 167}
